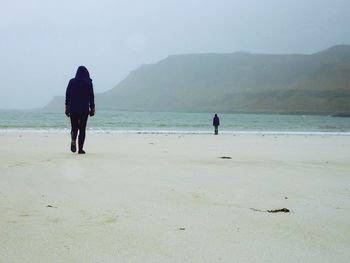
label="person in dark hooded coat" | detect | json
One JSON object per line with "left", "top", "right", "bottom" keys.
{"left": 213, "top": 113, "right": 220, "bottom": 135}
{"left": 65, "top": 66, "right": 95, "bottom": 154}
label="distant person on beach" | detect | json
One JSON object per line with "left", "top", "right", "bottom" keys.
{"left": 213, "top": 114, "right": 220, "bottom": 135}
{"left": 65, "top": 66, "right": 95, "bottom": 154}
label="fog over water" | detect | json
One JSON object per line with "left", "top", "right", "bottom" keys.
{"left": 1, "top": 0, "right": 350, "bottom": 109}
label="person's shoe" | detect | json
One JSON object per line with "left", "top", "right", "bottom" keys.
{"left": 70, "top": 142, "right": 76, "bottom": 153}
{"left": 78, "top": 149, "right": 86, "bottom": 154}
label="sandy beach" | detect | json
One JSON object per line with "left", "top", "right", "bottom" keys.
{"left": 0, "top": 132, "right": 350, "bottom": 262}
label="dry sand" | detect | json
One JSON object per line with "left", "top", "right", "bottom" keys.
{"left": 0, "top": 132, "right": 350, "bottom": 262}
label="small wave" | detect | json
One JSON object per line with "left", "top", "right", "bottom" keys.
{"left": 1, "top": 128, "right": 350, "bottom": 136}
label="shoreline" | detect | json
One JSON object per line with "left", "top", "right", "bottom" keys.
{"left": 1, "top": 129, "right": 350, "bottom": 136}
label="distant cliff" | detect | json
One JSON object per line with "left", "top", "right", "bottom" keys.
{"left": 45, "top": 45, "right": 350, "bottom": 114}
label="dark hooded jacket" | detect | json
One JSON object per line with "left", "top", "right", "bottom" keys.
{"left": 65, "top": 66, "right": 95, "bottom": 114}
{"left": 213, "top": 114, "right": 220, "bottom": 126}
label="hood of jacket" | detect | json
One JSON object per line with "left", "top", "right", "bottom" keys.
{"left": 75, "top": 66, "right": 91, "bottom": 80}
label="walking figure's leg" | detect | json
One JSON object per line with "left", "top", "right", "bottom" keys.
{"left": 78, "top": 114, "right": 89, "bottom": 154}
{"left": 70, "top": 113, "right": 79, "bottom": 152}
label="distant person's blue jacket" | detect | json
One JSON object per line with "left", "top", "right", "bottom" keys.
{"left": 65, "top": 66, "right": 95, "bottom": 114}
{"left": 213, "top": 114, "right": 220, "bottom": 126}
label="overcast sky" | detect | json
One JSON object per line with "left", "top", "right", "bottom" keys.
{"left": 1, "top": 0, "right": 350, "bottom": 109}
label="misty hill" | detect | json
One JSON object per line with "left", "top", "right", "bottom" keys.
{"left": 45, "top": 45, "right": 350, "bottom": 114}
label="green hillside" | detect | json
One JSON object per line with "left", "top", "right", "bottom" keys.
{"left": 45, "top": 45, "right": 350, "bottom": 114}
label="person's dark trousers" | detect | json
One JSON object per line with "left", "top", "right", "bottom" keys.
{"left": 214, "top": 126, "right": 218, "bottom": 135}
{"left": 70, "top": 113, "right": 89, "bottom": 151}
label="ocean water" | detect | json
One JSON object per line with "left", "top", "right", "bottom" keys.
{"left": 0, "top": 110, "right": 350, "bottom": 134}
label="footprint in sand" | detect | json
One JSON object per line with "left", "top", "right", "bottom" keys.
{"left": 47, "top": 217, "right": 63, "bottom": 224}
{"left": 80, "top": 210, "right": 119, "bottom": 226}
{"left": 191, "top": 192, "right": 240, "bottom": 208}
{"left": 19, "top": 213, "right": 30, "bottom": 217}
{"left": 9, "top": 162, "right": 28, "bottom": 168}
